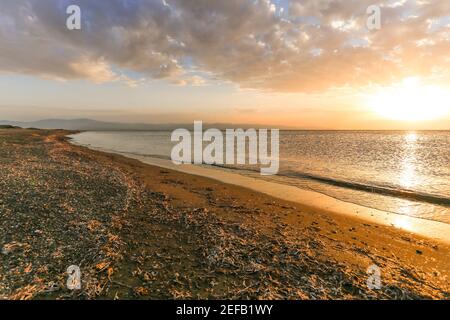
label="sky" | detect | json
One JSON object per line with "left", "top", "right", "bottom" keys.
{"left": 0, "top": 0, "right": 449, "bottom": 129}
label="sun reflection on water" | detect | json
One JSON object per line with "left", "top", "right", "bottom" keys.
{"left": 391, "top": 132, "right": 423, "bottom": 218}
{"left": 399, "top": 132, "right": 418, "bottom": 189}
{"left": 405, "top": 132, "right": 417, "bottom": 143}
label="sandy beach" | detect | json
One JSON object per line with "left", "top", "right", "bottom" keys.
{"left": 0, "top": 128, "right": 449, "bottom": 300}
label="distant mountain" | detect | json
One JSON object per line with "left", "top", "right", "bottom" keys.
{"left": 0, "top": 119, "right": 288, "bottom": 131}
{"left": 0, "top": 119, "right": 177, "bottom": 131}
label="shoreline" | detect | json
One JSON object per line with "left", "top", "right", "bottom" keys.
{"left": 1, "top": 129, "right": 449, "bottom": 299}
{"left": 69, "top": 137, "right": 450, "bottom": 245}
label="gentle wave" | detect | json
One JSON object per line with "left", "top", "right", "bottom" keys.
{"left": 207, "top": 163, "right": 450, "bottom": 207}
{"left": 282, "top": 171, "right": 450, "bottom": 207}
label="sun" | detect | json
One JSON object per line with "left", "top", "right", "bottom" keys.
{"left": 367, "top": 78, "right": 450, "bottom": 122}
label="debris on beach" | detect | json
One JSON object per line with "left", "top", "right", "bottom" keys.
{"left": 0, "top": 129, "right": 448, "bottom": 300}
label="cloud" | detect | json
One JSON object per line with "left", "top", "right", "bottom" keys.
{"left": 173, "top": 75, "right": 207, "bottom": 86}
{"left": 0, "top": 0, "right": 449, "bottom": 91}
{"left": 68, "top": 57, "right": 118, "bottom": 83}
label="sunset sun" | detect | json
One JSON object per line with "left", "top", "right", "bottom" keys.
{"left": 368, "top": 78, "right": 450, "bottom": 122}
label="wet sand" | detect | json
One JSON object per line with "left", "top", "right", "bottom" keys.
{"left": 77, "top": 150, "right": 450, "bottom": 245}
{"left": 0, "top": 128, "right": 449, "bottom": 299}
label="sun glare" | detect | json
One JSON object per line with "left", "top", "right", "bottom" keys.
{"left": 368, "top": 78, "right": 450, "bottom": 122}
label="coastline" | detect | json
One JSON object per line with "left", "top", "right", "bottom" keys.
{"left": 70, "top": 135, "right": 450, "bottom": 245}
{"left": 1, "top": 129, "right": 449, "bottom": 299}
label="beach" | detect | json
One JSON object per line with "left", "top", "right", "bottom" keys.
{"left": 0, "top": 128, "right": 449, "bottom": 299}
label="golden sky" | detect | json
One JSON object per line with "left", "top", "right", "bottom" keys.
{"left": 0, "top": 0, "right": 449, "bottom": 129}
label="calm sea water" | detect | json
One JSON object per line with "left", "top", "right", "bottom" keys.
{"left": 70, "top": 131, "right": 450, "bottom": 224}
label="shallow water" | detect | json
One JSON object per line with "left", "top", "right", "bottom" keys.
{"left": 70, "top": 130, "right": 450, "bottom": 224}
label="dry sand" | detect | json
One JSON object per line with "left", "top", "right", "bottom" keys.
{"left": 0, "top": 129, "right": 449, "bottom": 299}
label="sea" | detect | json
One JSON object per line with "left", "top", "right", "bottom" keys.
{"left": 70, "top": 130, "right": 450, "bottom": 224}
